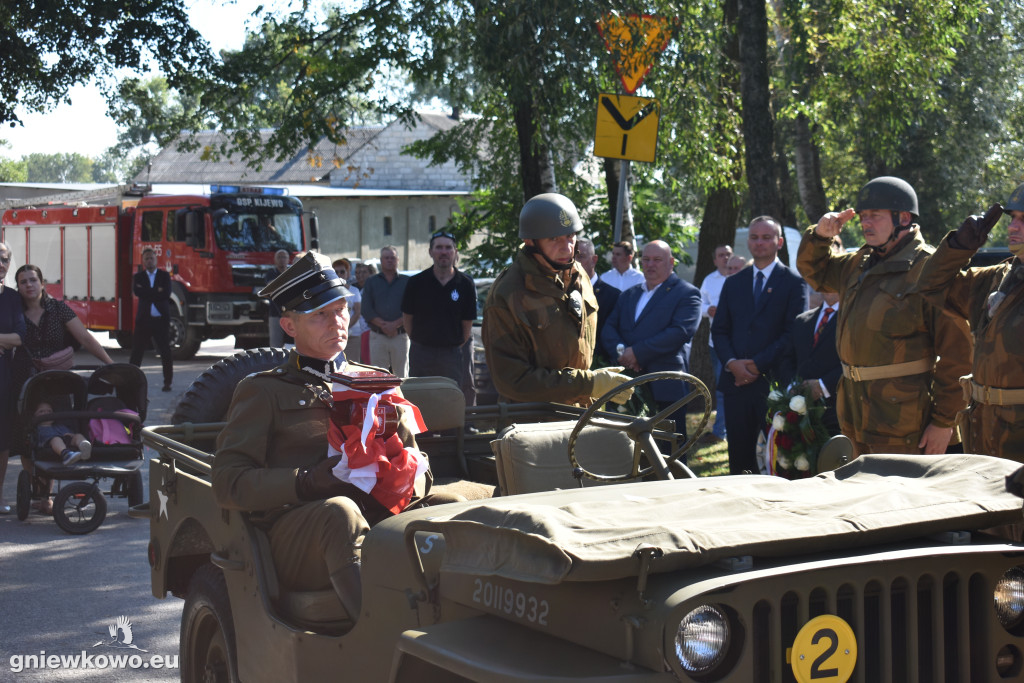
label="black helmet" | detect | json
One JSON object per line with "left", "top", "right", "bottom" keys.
{"left": 855, "top": 176, "right": 919, "bottom": 217}
{"left": 519, "top": 193, "right": 583, "bottom": 240}
{"left": 1004, "top": 182, "right": 1024, "bottom": 215}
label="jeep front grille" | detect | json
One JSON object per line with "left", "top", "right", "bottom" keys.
{"left": 739, "top": 556, "right": 1015, "bottom": 683}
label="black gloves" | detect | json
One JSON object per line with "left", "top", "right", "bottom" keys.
{"left": 950, "top": 203, "right": 1003, "bottom": 251}
{"left": 296, "top": 454, "right": 354, "bottom": 501}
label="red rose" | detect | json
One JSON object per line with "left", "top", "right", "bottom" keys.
{"left": 775, "top": 433, "right": 794, "bottom": 450}
{"left": 786, "top": 411, "right": 801, "bottom": 424}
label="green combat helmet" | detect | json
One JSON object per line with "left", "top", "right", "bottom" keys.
{"left": 1004, "top": 182, "right": 1024, "bottom": 215}
{"left": 519, "top": 193, "right": 583, "bottom": 240}
{"left": 855, "top": 176, "right": 919, "bottom": 217}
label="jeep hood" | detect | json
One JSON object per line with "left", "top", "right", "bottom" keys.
{"left": 408, "top": 454, "right": 1023, "bottom": 584}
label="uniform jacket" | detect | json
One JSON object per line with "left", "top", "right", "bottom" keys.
{"left": 917, "top": 235, "right": 1024, "bottom": 460}
{"left": 132, "top": 268, "right": 172, "bottom": 320}
{"left": 601, "top": 273, "right": 701, "bottom": 402}
{"left": 711, "top": 261, "right": 808, "bottom": 393}
{"left": 212, "top": 352, "right": 421, "bottom": 514}
{"left": 778, "top": 304, "right": 842, "bottom": 433}
{"left": 798, "top": 226, "right": 971, "bottom": 449}
{"left": 482, "top": 247, "right": 598, "bottom": 405}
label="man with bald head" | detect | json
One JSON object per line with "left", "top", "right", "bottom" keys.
{"left": 602, "top": 240, "right": 702, "bottom": 443}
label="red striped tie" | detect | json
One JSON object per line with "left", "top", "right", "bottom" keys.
{"left": 813, "top": 307, "right": 834, "bottom": 347}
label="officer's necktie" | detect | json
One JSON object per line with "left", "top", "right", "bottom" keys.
{"left": 753, "top": 271, "right": 765, "bottom": 306}
{"left": 813, "top": 306, "right": 834, "bottom": 347}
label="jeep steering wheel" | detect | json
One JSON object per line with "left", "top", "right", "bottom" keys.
{"left": 568, "top": 371, "right": 712, "bottom": 482}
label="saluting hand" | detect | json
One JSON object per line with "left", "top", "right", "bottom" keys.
{"left": 951, "top": 203, "right": 1003, "bottom": 251}
{"left": 814, "top": 208, "right": 856, "bottom": 239}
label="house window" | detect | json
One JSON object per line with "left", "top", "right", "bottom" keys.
{"left": 428, "top": 216, "right": 436, "bottom": 232}
{"left": 384, "top": 216, "right": 393, "bottom": 236}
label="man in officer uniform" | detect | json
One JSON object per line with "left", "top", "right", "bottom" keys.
{"left": 213, "top": 252, "right": 453, "bottom": 624}
{"left": 798, "top": 176, "right": 971, "bottom": 456}
{"left": 916, "top": 185, "right": 1024, "bottom": 462}
{"left": 483, "top": 193, "right": 633, "bottom": 406}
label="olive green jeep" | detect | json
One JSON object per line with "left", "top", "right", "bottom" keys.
{"left": 139, "top": 350, "right": 1024, "bottom": 682}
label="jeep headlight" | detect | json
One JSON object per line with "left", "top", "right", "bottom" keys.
{"left": 675, "top": 604, "right": 731, "bottom": 675}
{"left": 994, "top": 566, "right": 1024, "bottom": 631}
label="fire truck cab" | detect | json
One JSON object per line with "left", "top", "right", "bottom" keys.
{"left": 1, "top": 185, "right": 313, "bottom": 359}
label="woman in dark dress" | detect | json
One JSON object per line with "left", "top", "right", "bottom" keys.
{"left": 0, "top": 243, "right": 26, "bottom": 514}
{"left": 14, "top": 264, "right": 114, "bottom": 513}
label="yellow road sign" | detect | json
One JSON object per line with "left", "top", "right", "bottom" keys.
{"left": 598, "top": 14, "right": 672, "bottom": 94}
{"left": 593, "top": 94, "right": 660, "bottom": 163}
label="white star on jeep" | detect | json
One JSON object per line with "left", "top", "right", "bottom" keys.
{"left": 157, "top": 489, "right": 169, "bottom": 520}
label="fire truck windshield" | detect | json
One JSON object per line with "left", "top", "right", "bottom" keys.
{"left": 214, "top": 211, "right": 303, "bottom": 253}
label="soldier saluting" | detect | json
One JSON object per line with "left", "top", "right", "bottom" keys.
{"left": 916, "top": 184, "right": 1024, "bottom": 462}
{"left": 797, "top": 176, "right": 971, "bottom": 457}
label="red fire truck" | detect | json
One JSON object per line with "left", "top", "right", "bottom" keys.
{"left": 1, "top": 184, "right": 318, "bottom": 359}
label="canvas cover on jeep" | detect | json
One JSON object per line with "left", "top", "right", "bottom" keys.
{"left": 407, "top": 454, "right": 1023, "bottom": 584}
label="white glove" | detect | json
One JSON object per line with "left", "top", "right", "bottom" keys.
{"left": 591, "top": 367, "right": 634, "bottom": 405}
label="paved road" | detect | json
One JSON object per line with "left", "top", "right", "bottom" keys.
{"left": 1, "top": 336, "right": 240, "bottom": 681}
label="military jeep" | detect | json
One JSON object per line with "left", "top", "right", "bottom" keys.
{"left": 140, "top": 353, "right": 1024, "bottom": 682}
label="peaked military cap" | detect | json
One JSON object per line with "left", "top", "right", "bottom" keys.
{"left": 259, "top": 251, "right": 351, "bottom": 313}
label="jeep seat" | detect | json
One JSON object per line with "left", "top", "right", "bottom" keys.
{"left": 491, "top": 421, "right": 633, "bottom": 496}
{"left": 248, "top": 520, "right": 354, "bottom": 635}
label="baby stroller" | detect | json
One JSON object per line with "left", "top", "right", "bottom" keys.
{"left": 15, "top": 363, "right": 148, "bottom": 534}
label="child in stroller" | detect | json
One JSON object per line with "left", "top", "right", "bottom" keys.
{"left": 33, "top": 400, "right": 93, "bottom": 466}
{"left": 16, "top": 363, "right": 148, "bottom": 533}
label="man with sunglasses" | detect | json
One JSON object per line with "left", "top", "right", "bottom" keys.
{"left": 401, "top": 231, "right": 477, "bottom": 405}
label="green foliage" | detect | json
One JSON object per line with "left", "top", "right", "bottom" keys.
{"left": 0, "top": 0, "right": 211, "bottom": 126}
{"left": 24, "top": 153, "right": 93, "bottom": 183}
{"left": 0, "top": 141, "right": 27, "bottom": 182}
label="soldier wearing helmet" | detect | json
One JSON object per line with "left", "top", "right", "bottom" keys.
{"left": 797, "top": 176, "right": 971, "bottom": 457}
{"left": 915, "top": 184, "right": 1024, "bottom": 462}
{"left": 482, "top": 193, "right": 633, "bottom": 406}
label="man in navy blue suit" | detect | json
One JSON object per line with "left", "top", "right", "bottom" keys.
{"left": 602, "top": 240, "right": 702, "bottom": 441}
{"left": 712, "top": 217, "right": 808, "bottom": 474}
{"left": 778, "top": 289, "right": 842, "bottom": 436}
{"left": 129, "top": 247, "right": 174, "bottom": 392}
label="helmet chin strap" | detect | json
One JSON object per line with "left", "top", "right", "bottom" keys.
{"left": 872, "top": 211, "right": 911, "bottom": 254}
{"left": 524, "top": 243, "right": 574, "bottom": 271}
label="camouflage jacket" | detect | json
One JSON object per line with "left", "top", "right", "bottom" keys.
{"left": 916, "top": 235, "right": 1024, "bottom": 459}
{"left": 917, "top": 234, "right": 1024, "bottom": 390}
{"left": 798, "top": 226, "right": 971, "bottom": 442}
{"left": 482, "top": 247, "right": 598, "bottom": 405}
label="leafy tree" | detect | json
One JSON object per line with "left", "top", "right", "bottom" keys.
{"left": 0, "top": 141, "right": 27, "bottom": 182}
{"left": 24, "top": 152, "right": 93, "bottom": 183}
{"left": 0, "top": 0, "right": 211, "bottom": 126}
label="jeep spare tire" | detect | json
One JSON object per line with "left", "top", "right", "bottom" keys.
{"left": 172, "top": 348, "right": 290, "bottom": 424}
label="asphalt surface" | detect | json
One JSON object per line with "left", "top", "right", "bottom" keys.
{"left": 1, "top": 335, "right": 239, "bottom": 681}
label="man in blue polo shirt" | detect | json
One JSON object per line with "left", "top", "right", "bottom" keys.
{"left": 402, "top": 230, "right": 477, "bottom": 404}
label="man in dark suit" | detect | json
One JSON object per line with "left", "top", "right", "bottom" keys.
{"left": 778, "top": 290, "right": 842, "bottom": 435}
{"left": 129, "top": 247, "right": 174, "bottom": 391}
{"left": 602, "top": 240, "right": 702, "bottom": 441}
{"left": 575, "top": 238, "right": 620, "bottom": 353}
{"left": 712, "top": 217, "right": 808, "bottom": 474}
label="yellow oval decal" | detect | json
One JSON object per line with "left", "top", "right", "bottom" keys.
{"left": 790, "top": 614, "right": 857, "bottom": 683}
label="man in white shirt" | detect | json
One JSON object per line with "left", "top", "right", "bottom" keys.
{"left": 699, "top": 244, "right": 733, "bottom": 442}
{"left": 598, "top": 240, "right": 645, "bottom": 292}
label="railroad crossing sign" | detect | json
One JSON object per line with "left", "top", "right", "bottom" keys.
{"left": 593, "top": 94, "right": 660, "bottom": 163}
{"left": 597, "top": 14, "right": 672, "bottom": 94}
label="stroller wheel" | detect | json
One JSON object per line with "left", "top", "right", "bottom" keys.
{"left": 16, "top": 470, "right": 32, "bottom": 521}
{"left": 53, "top": 482, "right": 107, "bottom": 535}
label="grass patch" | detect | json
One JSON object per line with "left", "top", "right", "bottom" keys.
{"left": 686, "top": 410, "right": 730, "bottom": 478}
